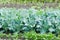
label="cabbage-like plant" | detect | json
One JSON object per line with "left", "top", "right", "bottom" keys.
{"left": 0, "top": 8, "right": 60, "bottom": 36}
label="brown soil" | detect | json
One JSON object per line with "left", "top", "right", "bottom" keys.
{"left": 0, "top": 3, "right": 59, "bottom": 9}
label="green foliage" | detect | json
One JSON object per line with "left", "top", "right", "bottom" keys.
{"left": 40, "top": 9, "right": 60, "bottom": 35}
{"left": 0, "top": 32, "right": 60, "bottom": 40}
{"left": 0, "top": 8, "right": 60, "bottom": 36}
{"left": 23, "top": 31, "right": 60, "bottom": 40}
{"left": 0, "top": 0, "right": 60, "bottom": 4}
{"left": 0, "top": 8, "right": 38, "bottom": 34}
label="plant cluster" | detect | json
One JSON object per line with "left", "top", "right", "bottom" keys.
{"left": 0, "top": 0, "right": 60, "bottom": 4}
{"left": 23, "top": 31, "right": 60, "bottom": 40}
{"left": 0, "top": 32, "right": 60, "bottom": 40}
{"left": 0, "top": 8, "right": 60, "bottom": 36}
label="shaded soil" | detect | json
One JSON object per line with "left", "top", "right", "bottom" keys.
{"left": 0, "top": 3, "right": 59, "bottom": 9}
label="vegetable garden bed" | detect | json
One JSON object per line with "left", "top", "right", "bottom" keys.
{"left": 0, "top": 8, "right": 60, "bottom": 40}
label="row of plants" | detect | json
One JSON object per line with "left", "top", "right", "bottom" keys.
{"left": 0, "top": 0, "right": 60, "bottom": 4}
{"left": 0, "top": 8, "right": 60, "bottom": 40}
{"left": 0, "top": 31, "right": 60, "bottom": 40}
{"left": 0, "top": 8, "right": 60, "bottom": 34}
